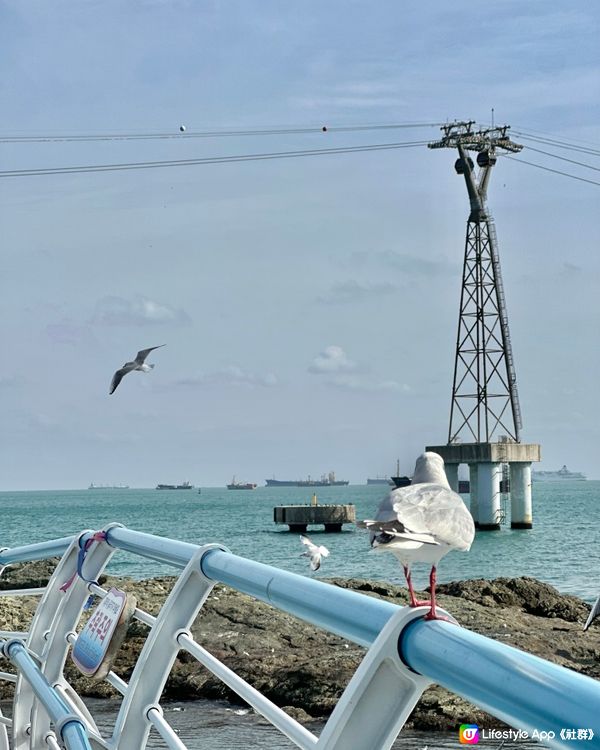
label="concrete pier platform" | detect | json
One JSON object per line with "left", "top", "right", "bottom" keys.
{"left": 273, "top": 504, "right": 356, "bottom": 532}
{"left": 426, "top": 441, "right": 540, "bottom": 530}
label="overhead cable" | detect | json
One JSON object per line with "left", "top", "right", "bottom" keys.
{"left": 521, "top": 145, "right": 600, "bottom": 172}
{"left": 0, "top": 140, "right": 429, "bottom": 178}
{"left": 514, "top": 132, "right": 600, "bottom": 158}
{"left": 0, "top": 122, "right": 443, "bottom": 144}
{"left": 500, "top": 155, "right": 600, "bottom": 187}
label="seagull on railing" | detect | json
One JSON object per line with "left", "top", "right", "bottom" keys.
{"left": 359, "top": 451, "right": 475, "bottom": 620}
{"left": 583, "top": 593, "right": 600, "bottom": 631}
{"left": 300, "top": 535, "right": 330, "bottom": 571}
{"left": 109, "top": 345, "right": 165, "bottom": 394}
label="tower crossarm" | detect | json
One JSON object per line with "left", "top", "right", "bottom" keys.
{"left": 428, "top": 122, "right": 523, "bottom": 153}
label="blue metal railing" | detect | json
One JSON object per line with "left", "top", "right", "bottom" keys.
{"left": 200, "top": 548, "right": 397, "bottom": 646}
{"left": 1, "top": 640, "right": 92, "bottom": 750}
{"left": 1, "top": 525, "right": 600, "bottom": 749}
{"left": 402, "top": 619, "right": 599, "bottom": 741}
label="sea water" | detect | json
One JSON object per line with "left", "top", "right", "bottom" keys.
{"left": 0, "top": 481, "right": 598, "bottom": 601}
{"left": 0, "top": 698, "right": 550, "bottom": 749}
{"left": 0, "top": 482, "right": 596, "bottom": 749}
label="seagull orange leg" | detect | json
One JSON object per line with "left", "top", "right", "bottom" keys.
{"left": 424, "top": 566, "right": 438, "bottom": 619}
{"left": 403, "top": 565, "right": 430, "bottom": 608}
{"left": 424, "top": 566, "right": 454, "bottom": 621}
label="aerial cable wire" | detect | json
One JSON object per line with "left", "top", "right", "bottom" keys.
{"left": 500, "top": 154, "right": 600, "bottom": 187}
{"left": 518, "top": 145, "right": 600, "bottom": 172}
{"left": 513, "top": 132, "right": 600, "bottom": 158}
{"left": 511, "top": 125, "right": 600, "bottom": 152}
{"left": 0, "top": 122, "right": 443, "bottom": 144}
{"left": 0, "top": 139, "right": 429, "bottom": 178}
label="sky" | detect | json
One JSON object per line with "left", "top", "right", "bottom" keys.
{"left": 1, "top": 0, "right": 599, "bottom": 489}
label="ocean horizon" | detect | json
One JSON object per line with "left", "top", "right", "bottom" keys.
{"left": 1, "top": 482, "right": 588, "bottom": 749}
{"left": 1, "top": 481, "right": 598, "bottom": 602}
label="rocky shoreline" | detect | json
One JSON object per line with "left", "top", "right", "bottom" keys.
{"left": 1, "top": 560, "right": 599, "bottom": 730}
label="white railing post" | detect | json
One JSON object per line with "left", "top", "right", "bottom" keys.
{"left": 316, "top": 606, "right": 438, "bottom": 750}
{"left": 111, "top": 544, "right": 227, "bottom": 750}
{"left": 13, "top": 525, "right": 120, "bottom": 750}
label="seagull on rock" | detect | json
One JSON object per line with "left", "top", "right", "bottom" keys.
{"left": 360, "top": 451, "right": 475, "bottom": 620}
{"left": 109, "top": 345, "right": 165, "bottom": 394}
{"left": 300, "top": 535, "right": 330, "bottom": 571}
{"left": 583, "top": 593, "right": 600, "bottom": 632}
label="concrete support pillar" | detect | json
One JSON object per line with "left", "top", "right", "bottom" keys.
{"left": 510, "top": 462, "right": 533, "bottom": 529}
{"left": 477, "top": 462, "right": 501, "bottom": 531}
{"left": 468, "top": 464, "right": 479, "bottom": 527}
{"left": 445, "top": 463, "right": 459, "bottom": 493}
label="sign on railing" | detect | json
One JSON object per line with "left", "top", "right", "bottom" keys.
{"left": 72, "top": 587, "right": 136, "bottom": 679}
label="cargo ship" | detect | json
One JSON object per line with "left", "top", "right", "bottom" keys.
{"left": 227, "top": 476, "right": 257, "bottom": 490}
{"left": 265, "top": 471, "right": 349, "bottom": 487}
{"left": 391, "top": 459, "right": 411, "bottom": 489}
{"left": 532, "top": 465, "right": 586, "bottom": 481}
{"left": 88, "top": 483, "right": 129, "bottom": 490}
{"left": 155, "top": 481, "right": 194, "bottom": 490}
{"left": 366, "top": 477, "right": 394, "bottom": 486}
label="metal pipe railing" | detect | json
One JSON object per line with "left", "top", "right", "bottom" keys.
{"left": 401, "top": 619, "right": 600, "bottom": 743}
{"left": 2, "top": 526, "right": 600, "bottom": 748}
{"left": 1, "top": 640, "right": 92, "bottom": 750}
{"left": 0, "top": 535, "right": 76, "bottom": 566}
{"left": 103, "top": 528, "right": 397, "bottom": 645}
{"left": 104, "top": 527, "right": 198, "bottom": 569}
{"left": 200, "top": 547, "right": 397, "bottom": 647}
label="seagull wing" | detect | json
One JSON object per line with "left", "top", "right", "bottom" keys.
{"left": 300, "top": 535, "right": 326, "bottom": 570}
{"left": 361, "top": 520, "right": 439, "bottom": 545}
{"left": 109, "top": 367, "right": 129, "bottom": 394}
{"left": 392, "top": 484, "right": 475, "bottom": 551}
{"left": 584, "top": 593, "right": 600, "bottom": 631}
{"left": 135, "top": 344, "right": 166, "bottom": 365}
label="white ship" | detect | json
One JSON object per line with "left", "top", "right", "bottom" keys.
{"left": 531, "top": 465, "right": 586, "bottom": 481}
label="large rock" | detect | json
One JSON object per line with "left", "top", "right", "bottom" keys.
{"left": 0, "top": 559, "right": 59, "bottom": 590}
{"left": 1, "top": 566, "right": 599, "bottom": 730}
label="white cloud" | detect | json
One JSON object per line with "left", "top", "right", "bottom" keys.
{"left": 308, "top": 346, "right": 357, "bottom": 374}
{"left": 90, "top": 296, "right": 191, "bottom": 327}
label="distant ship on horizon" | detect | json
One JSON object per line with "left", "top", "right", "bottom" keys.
{"left": 265, "top": 471, "right": 349, "bottom": 487}
{"left": 88, "top": 483, "right": 129, "bottom": 490}
{"left": 532, "top": 465, "right": 586, "bottom": 481}
{"left": 366, "top": 476, "right": 394, "bottom": 485}
{"left": 390, "top": 459, "right": 411, "bottom": 489}
{"left": 155, "top": 481, "right": 194, "bottom": 490}
{"left": 227, "top": 476, "right": 257, "bottom": 490}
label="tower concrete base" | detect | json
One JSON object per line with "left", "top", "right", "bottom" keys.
{"left": 426, "top": 442, "right": 540, "bottom": 530}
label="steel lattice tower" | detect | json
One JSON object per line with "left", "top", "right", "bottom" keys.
{"left": 429, "top": 122, "right": 523, "bottom": 444}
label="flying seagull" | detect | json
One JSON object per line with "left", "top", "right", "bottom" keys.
{"left": 583, "top": 593, "right": 600, "bottom": 632}
{"left": 300, "top": 535, "right": 330, "bottom": 571}
{"left": 359, "top": 451, "right": 475, "bottom": 620}
{"left": 109, "top": 345, "right": 165, "bottom": 394}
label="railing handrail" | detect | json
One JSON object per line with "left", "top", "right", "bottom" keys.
{"left": 1, "top": 639, "right": 92, "bottom": 750}
{"left": 1, "top": 525, "right": 600, "bottom": 749}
